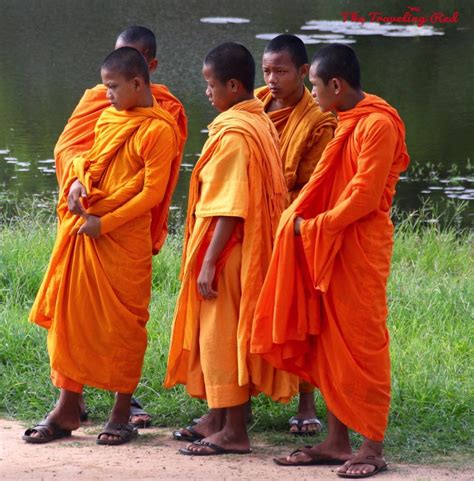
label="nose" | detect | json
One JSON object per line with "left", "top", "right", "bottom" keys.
{"left": 268, "top": 72, "right": 277, "bottom": 85}
{"left": 206, "top": 86, "right": 211, "bottom": 98}
{"left": 106, "top": 88, "right": 113, "bottom": 100}
{"left": 311, "top": 86, "right": 317, "bottom": 98}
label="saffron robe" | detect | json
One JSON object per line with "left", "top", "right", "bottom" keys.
{"left": 252, "top": 94, "right": 410, "bottom": 440}
{"left": 255, "top": 86, "right": 337, "bottom": 204}
{"left": 30, "top": 101, "right": 180, "bottom": 393}
{"left": 164, "top": 99, "right": 298, "bottom": 403}
{"left": 54, "top": 83, "right": 187, "bottom": 253}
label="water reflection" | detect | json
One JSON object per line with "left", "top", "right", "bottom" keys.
{"left": 200, "top": 17, "right": 250, "bottom": 24}
{"left": 0, "top": 0, "right": 472, "bottom": 225}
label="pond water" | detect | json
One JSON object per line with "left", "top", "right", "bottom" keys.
{"left": 0, "top": 0, "right": 472, "bottom": 226}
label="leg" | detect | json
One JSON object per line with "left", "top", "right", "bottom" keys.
{"left": 276, "top": 409, "right": 352, "bottom": 465}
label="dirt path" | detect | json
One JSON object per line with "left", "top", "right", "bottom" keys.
{"left": 1, "top": 419, "right": 472, "bottom": 480}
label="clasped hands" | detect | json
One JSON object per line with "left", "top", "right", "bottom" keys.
{"left": 67, "top": 179, "right": 101, "bottom": 239}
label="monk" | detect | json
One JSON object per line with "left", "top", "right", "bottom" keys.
{"left": 164, "top": 42, "right": 297, "bottom": 455}
{"left": 53, "top": 26, "right": 187, "bottom": 428}
{"left": 256, "top": 33, "right": 337, "bottom": 435}
{"left": 252, "top": 44, "right": 409, "bottom": 477}
{"left": 23, "top": 47, "right": 180, "bottom": 445}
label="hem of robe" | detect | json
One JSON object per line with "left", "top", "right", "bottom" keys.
{"left": 51, "top": 369, "right": 83, "bottom": 394}
{"left": 206, "top": 384, "right": 250, "bottom": 409}
{"left": 51, "top": 359, "right": 141, "bottom": 394}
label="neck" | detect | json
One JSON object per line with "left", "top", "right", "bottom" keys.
{"left": 135, "top": 88, "right": 154, "bottom": 108}
{"left": 230, "top": 92, "right": 254, "bottom": 108}
{"left": 270, "top": 83, "right": 305, "bottom": 110}
{"left": 337, "top": 89, "right": 365, "bottom": 112}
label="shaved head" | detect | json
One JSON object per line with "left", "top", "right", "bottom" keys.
{"left": 264, "top": 34, "right": 308, "bottom": 68}
{"left": 204, "top": 42, "right": 255, "bottom": 92}
{"left": 102, "top": 46, "right": 150, "bottom": 84}
{"left": 116, "top": 26, "right": 156, "bottom": 61}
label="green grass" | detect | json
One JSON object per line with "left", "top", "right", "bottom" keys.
{"left": 0, "top": 198, "right": 472, "bottom": 462}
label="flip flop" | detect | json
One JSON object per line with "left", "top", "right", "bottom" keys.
{"left": 96, "top": 422, "right": 138, "bottom": 446}
{"left": 22, "top": 420, "right": 72, "bottom": 444}
{"left": 336, "top": 454, "right": 388, "bottom": 478}
{"left": 179, "top": 440, "right": 252, "bottom": 456}
{"left": 289, "top": 416, "right": 323, "bottom": 436}
{"left": 129, "top": 397, "right": 152, "bottom": 428}
{"left": 172, "top": 425, "right": 205, "bottom": 442}
{"left": 274, "top": 447, "right": 349, "bottom": 466}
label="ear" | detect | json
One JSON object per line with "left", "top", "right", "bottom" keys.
{"left": 229, "top": 78, "right": 239, "bottom": 93}
{"left": 331, "top": 78, "right": 342, "bottom": 94}
{"left": 300, "top": 63, "right": 309, "bottom": 78}
{"left": 148, "top": 58, "right": 158, "bottom": 74}
{"left": 133, "top": 77, "right": 143, "bottom": 91}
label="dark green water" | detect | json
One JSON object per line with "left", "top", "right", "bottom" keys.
{"left": 0, "top": 0, "right": 473, "bottom": 225}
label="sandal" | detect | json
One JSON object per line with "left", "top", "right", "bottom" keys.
{"left": 337, "top": 454, "right": 388, "bottom": 478}
{"left": 274, "top": 446, "right": 349, "bottom": 466}
{"left": 172, "top": 425, "right": 205, "bottom": 442}
{"left": 179, "top": 440, "right": 252, "bottom": 456}
{"left": 289, "top": 416, "right": 323, "bottom": 436}
{"left": 129, "top": 397, "right": 152, "bottom": 428}
{"left": 96, "top": 422, "right": 138, "bottom": 446}
{"left": 22, "top": 420, "right": 72, "bottom": 444}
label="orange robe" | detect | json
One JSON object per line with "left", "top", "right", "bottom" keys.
{"left": 255, "top": 86, "right": 337, "bottom": 205}
{"left": 252, "top": 94, "right": 410, "bottom": 440}
{"left": 30, "top": 101, "right": 180, "bottom": 393}
{"left": 54, "top": 84, "right": 187, "bottom": 252}
{"left": 164, "top": 99, "right": 298, "bottom": 405}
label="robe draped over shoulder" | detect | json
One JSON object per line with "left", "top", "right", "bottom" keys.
{"left": 30, "top": 101, "right": 180, "bottom": 393}
{"left": 255, "top": 86, "right": 337, "bottom": 204}
{"left": 252, "top": 94, "right": 409, "bottom": 440}
{"left": 165, "top": 98, "right": 298, "bottom": 403}
{"left": 54, "top": 83, "right": 187, "bottom": 253}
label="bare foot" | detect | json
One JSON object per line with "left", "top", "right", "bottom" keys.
{"left": 336, "top": 440, "right": 385, "bottom": 477}
{"left": 176, "top": 408, "right": 225, "bottom": 439}
{"left": 183, "top": 427, "right": 250, "bottom": 455}
{"left": 30, "top": 390, "right": 81, "bottom": 439}
{"left": 280, "top": 439, "right": 352, "bottom": 465}
{"left": 130, "top": 413, "right": 152, "bottom": 425}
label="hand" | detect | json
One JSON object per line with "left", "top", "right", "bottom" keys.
{"left": 77, "top": 215, "right": 101, "bottom": 239}
{"left": 294, "top": 216, "right": 303, "bottom": 236}
{"left": 68, "top": 179, "right": 88, "bottom": 217}
{"left": 197, "top": 260, "right": 218, "bottom": 299}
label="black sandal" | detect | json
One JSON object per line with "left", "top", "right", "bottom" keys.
{"left": 96, "top": 422, "right": 138, "bottom": 445}
{"left": 22, "top": 420, "right": 72, "bottom": 444}
{"left": 129, "top": 397, "right": 152, "bottom": 428}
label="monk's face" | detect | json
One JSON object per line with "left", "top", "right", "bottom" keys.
{"left": 101, "top": 68, "right": 140, "bottom": 111}
{"left": 202, "top": 63, "right": 234, "bottom": 112}
{"left": 309, "top": 62, "right": 338, "bottom": 112}
{"left": 262, "top": 50, "right": 307, "bottom": 101}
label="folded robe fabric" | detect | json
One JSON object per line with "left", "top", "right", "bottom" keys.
{"left": 251, "top": 94, "right": 410, "bottom": 440}
{"left": 30, "top": 102, "right": 180, "bottom": 393}
{"left": 255, "top": 86, "right": 337, "bottom": 204}
{"left": 164, "top": 98, "right": 298, "bottom": 403}
{"left": 54, "top": 83, "right": 187, "bottom": 253}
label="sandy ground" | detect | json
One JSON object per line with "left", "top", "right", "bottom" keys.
{"left": 1, "top": 419, "right": 472, "bottom": 481}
